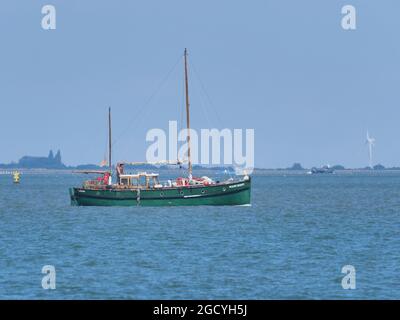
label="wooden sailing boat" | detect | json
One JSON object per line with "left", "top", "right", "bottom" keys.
{"left": 69, "top": 49, "right": 251, "bottom": 206}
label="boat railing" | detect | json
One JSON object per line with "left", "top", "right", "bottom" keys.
{"left": 83, "top": 180, "right": 107, "bottom": 188}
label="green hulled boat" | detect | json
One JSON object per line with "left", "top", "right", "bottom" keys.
{"left": 70, "top": 174, "right": 250, "bottom": 207}
{"left": 69, "top": 49, "right": 251, "bottom": 207}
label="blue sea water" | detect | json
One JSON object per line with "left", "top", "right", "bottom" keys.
{"left": 1, "top": 171, "right": 400, "bottom": 299}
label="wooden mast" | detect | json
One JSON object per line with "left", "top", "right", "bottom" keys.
{"left": 108, "top": 107, "right": 112, "bottom": 174}
{"left": 184, "top": 48, "right": 192, "bottom": 178}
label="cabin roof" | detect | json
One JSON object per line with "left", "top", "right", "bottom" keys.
{"left": 73, "top": 170, "right": 109, "bottom": 174}
{"left": 120, "top": 172, "right": 159, "bottom": 179}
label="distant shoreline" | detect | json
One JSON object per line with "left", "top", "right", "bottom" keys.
{"left": 1, "top": 168, "right": 400, "bottom": 175}
{"left": 2, "top": 150, "right": 393, "bottom": 172}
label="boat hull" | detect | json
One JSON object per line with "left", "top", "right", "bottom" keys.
{"left": 70, "top": 178, "right": 251, "bottom": 207}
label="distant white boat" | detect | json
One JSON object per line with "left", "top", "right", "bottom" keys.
{"left": 309, "top": 165, "right": 334, "bottom": 174}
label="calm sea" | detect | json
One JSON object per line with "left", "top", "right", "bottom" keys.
{"left": 1, "top": 171, "right": 400, "bottom": 299}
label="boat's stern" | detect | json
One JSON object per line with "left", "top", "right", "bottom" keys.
{"left": 237, "top": 175, "right": 251, "bottom": 205}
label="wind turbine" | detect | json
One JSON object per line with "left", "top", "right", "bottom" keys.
{"left": 366, "top": 131, "right": 376, "bottom": 168}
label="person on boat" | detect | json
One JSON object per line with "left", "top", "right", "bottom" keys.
{"left": 116, "top": 163, "right": 124, "bottom": 184}
{"left": 103, "top": 172, "right": 110, "bottom": 185}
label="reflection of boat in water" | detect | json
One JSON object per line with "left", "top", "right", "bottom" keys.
{"left": 309, "top": 165, "right": 334, "bottom": 174}
{"left": 69, "top": 49, "right": 251, "bottom": 207}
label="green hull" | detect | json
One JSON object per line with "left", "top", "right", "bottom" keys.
{"left": 70, "top": 178, "right": 251, "bottom": 207}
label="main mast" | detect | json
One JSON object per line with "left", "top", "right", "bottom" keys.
{"left": 184, "top": 48, "right": 192, "bottom": 178}
{"left": 108, "top": 107, "right": 112, "bottom": 174}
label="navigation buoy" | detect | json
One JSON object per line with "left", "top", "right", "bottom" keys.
{"left": 13, "top": 171, "right": 20, "bottom": 184}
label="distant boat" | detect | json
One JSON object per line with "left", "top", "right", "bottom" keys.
{"left": 309, "top": 165, "right": 334, "bottom": 174}
{"left": 69, "top": 49, "right": 251, "bottom": 207}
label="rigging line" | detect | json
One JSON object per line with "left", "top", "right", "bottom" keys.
{"left": 195, "top": 71, "right": 214, "bottom": 129}
{"left": 178, "top": 64, "right": 185, "bottom": 161}
{"left": 79, "top": 106, "right": 111, "bottom": 166}
{"left": 187, "top": 58, "right": 224, "bottom": 169}
{"left": 112, "top": 53, "right": 183, "bottom": 148}
{"left": 186, "top": 56, "right": 212, "bottom": 127}
{"left": 189, "top": 58, "right": 235, "bottom": 172}
{"left": 102, "top": 116, "right": 109, "bottom": 166}
{"left": 189, "top": 57, "right": 225, "bottom": 129}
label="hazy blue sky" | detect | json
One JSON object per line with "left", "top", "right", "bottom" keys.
{"left": 0, "top": 0, "right": 399, "bottom": 168}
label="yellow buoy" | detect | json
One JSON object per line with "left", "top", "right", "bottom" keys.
{"left": 13, "top": 171, "right": 20, "bottom": 184}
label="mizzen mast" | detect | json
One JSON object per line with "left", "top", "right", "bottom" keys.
{"left": 184, "top": 48, "right": 192, "bottom": 178}
{"left": 108, "top": 107, "right": 112, "bottom": 174}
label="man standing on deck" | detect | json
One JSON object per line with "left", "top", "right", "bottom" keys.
{"left": 116, "top": 163, "right": 124, "bottom": 184}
